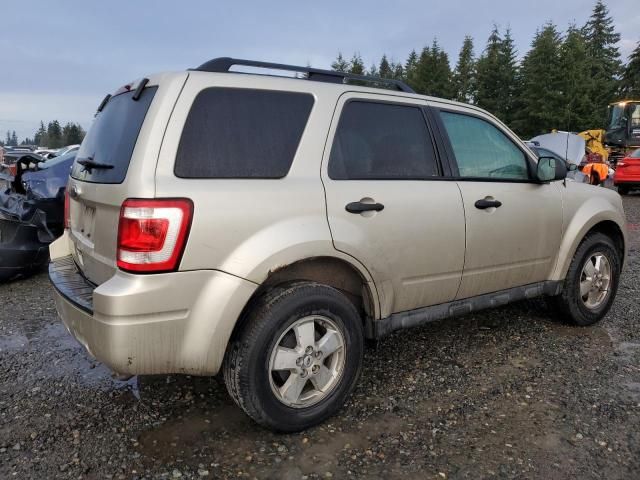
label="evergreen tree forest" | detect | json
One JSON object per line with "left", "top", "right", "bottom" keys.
{"left": 331, "top": 1, "right": 637, "bottom": 139}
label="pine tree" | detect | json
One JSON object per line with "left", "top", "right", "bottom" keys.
{"left": 331, "top": 53, "right": 349, "bottom": 72}
{"left": 10, "top": 131, "right": 18, "bottom": 146}
{"left": 391, "top": 61, "right": 404, "bottom": 80}
{"left": 559, "top": 25, "right": 593, "bottom": 131}
{"left": 34, "top": 121, "right": 48, "bottom": 147}
{"left": 5, "top": 131, "right": 10, "bottom": 145}
{"left": 367, "top": 63, "right": 379, "bottom": 77}
{"left": 404, "top": 50, "right": 419, "bottom": 90}
{"left": 453, "top": 36, "right": 476, "bottom": 103}
{"left": 413, "top": 40, "right": 453, "bottom": 98}
{"left": 620, "top": 41, "right": 640, "bottom": 98}
{"left": 582, "top": 0, "right": 622, "bottom": 127}
{"left": 379, "top": 55, "right": 393, "bottom": 78}
{"left": 47, "top": 120, "right": 63, "bottom": 148}
{"left": 513, "top": 23, "right": 565, "bottom": 137}
{"left": 349, "top": 53, "right": 365, "bottom": 75}
{"left": 475, "top": 27, "right": 503, "bottom": 116}
{"left": 497, "top": 28, "right": 520, "bottom": 125}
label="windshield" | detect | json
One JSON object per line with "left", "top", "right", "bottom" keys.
{"left": 607, "top": 104, "right": 626, "bottom": 130}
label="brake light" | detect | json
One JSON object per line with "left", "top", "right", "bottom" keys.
{"left": 64, "top": 188, "right": 70, "bottom": 229}
{"left": 117, "top": 198, "right": 193, "bottom": 273}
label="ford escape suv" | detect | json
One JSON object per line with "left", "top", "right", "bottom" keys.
{"left": 49, "top": 57, "right": 627, "bottom": 432}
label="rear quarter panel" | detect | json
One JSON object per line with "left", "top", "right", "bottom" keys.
{"left": 154, "top": 72, "right": 379, "bottom": 316}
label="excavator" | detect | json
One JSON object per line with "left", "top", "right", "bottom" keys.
{"left": 579, "top": 100, "right": 640, "bottom": 163}
{"left": 576, "top": 100, "right": 640, "bottom": 184}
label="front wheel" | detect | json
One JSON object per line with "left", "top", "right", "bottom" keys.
{"left": 549, "top": 233, "right": 621, "bottom": 326}
{"left": 223, "top": 282, "right": 364, "bottom": 432}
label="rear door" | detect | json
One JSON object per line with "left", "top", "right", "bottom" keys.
{"left": 67, "top": 74, "right": 187, "bottom": 285}
{"left": 432, "top": 106, "right": 563, "bottom": 299}
{"left": 322, "top": 93, "right": 466, "bottom": 318}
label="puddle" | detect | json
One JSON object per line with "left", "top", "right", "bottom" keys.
{"left": 136, "top": 400, "right": 405, "bottom": 478}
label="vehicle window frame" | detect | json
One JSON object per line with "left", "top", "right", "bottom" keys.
{"left": 434, "top": 108, "right": 538, "bottom": 183}
{"left": 174, "top": 87, "right": 315, "bottom": 180}
{"left": 327, "top": 97, "right": 445, "bottom": 181}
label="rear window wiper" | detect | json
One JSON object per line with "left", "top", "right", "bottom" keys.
{"left": 77, "top": 157, "right": 114, "bottom": 172}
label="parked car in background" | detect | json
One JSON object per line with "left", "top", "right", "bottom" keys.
{"left": 49, "top": 58, "right": 627, "bottom": 432}
{"left": 614, "top": 148, "right": 640, "bottom": 195}
{"left": 0, "top": 150, "right": 75, "bottom": 281}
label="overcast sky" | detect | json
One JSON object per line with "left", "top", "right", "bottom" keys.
{"left": 1, "top": 0, "right": 637, "bottom": 142}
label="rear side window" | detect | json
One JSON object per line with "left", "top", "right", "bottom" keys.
{"left": 328, "top": 101, "right": 439, "bottom": 180}
{"left": 71, "top": 87, "right": 157, "bottom": 184}
{"left": 175, "top": 88, "right": 314, "bottom": 178}
{"left": 440, "top": 111, "right": 529, "bottom": 180}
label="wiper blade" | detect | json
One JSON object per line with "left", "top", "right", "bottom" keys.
{"left": 77, "top": 157, "right": 114, "bottom": 172}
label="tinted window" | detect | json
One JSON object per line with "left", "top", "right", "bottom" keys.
{"left": 71, "top": 86, "right": 157, "bottom": 184}
{"left": 440, "top": 112, "right": 529, "bottom": 180}
{"left": 175, "top": 88, "right": 313, "bottom": 178}
{"left": 329, "top": 101, "right": 438, "bottom": 180}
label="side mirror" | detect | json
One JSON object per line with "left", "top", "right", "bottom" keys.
{"left": 536, "top": 156, "right": 567, "bottom": 183}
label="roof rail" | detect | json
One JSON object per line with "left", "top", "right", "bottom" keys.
{"left": 193, "top": 57, "right": 415, "bottom": 94}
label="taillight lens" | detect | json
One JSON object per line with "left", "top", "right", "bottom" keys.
{"left": 64, "top": 188, "right": 70, "bottom": 229}
{"left": 117, "top": 198, "right": 193, "bottom": 273}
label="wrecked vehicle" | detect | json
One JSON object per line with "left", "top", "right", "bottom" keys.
{"left": 0, "top": 150, "right": 75, "bottom": 281}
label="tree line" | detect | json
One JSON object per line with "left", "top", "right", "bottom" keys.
{"left": 331, "top": 1, "right": 639, "bottom": 139}
{"left": 1, "top": 120, "right": 86, "bottom": 149}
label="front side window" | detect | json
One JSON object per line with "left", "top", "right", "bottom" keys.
{"left": 329, "top": 101, "right": 439, "bottom": 180}
{"left": 175, "top": 88, "right": 314, "bottom": 178}
{"left": 440, "top": 111, "right": 530, "bottom": 180}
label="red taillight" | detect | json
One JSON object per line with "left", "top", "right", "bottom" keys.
{"left": 8, "top": 164, "right": 17, "bottom": 176}
{"left": 64, "top": 188, "right": 70, "bottom": 229}
{"left": 116, "top": 198, "right": 193, "bottom": 273}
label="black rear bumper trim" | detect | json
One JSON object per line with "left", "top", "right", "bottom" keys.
{"left": 48, "top": 255, "right": 95, "bottom": 314}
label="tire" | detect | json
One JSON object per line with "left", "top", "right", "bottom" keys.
{"left": 223, "top": 282, "right": 364, "bottom": 432}
{"left": 549, "top": 232, "right": 621, "bottom": 326}
{"left": 617, "top": 185, "right": 630, "bottom": 196}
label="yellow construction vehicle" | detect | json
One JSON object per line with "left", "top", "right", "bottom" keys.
{"left": 579, "top": 100, "right": 640, "bottom": 166}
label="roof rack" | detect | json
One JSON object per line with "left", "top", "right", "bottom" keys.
{"left": 193, "top": 57, "right": 415, "bottom": 94}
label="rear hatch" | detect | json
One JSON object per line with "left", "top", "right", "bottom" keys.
{"left": 67, "top": 73, "right": 187, "bottom": 285}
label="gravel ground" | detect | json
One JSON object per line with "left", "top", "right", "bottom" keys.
{"left": 1, "top": 195, "right": 640, "bottom": 480}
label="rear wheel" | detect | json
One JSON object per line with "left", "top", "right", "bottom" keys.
{"left": 223, "top": 282, "right": 364, "bottom": 432}
{"left": 550, "top": 233, "right": 621, "bottom": 326}
{"left": 617, "top": 185, "right": 630, "bottom": 195}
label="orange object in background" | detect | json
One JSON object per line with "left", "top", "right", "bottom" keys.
{"left": 582, "top": 162, "right": 609, "bottom": 185}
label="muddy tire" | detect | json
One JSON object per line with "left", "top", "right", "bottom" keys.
{"left": 549, "top": 233, "right": 621, "bottom": 326}
{"left": 223, "top": 282, "right": 364, "bottom": 432}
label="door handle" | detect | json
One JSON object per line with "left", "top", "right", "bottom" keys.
{"left": 474, "top": 199, "right": 502, "bottom": 209}
{"left": 345, "top": 201, "right": 385, "bottom": 214}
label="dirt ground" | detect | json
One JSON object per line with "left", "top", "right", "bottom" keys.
{"left": 1, "top": 194, "right": 639, "bottom": 480}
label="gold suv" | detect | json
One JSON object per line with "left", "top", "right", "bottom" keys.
{"left": 49, "top": 58, "right": 627, "bottom": 431}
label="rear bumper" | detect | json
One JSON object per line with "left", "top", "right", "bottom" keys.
{"left": 0, "top": 219, "right": 50, "bottom": 281}
{"left": 49, "top": 254, "right": 257, "bottom": 376}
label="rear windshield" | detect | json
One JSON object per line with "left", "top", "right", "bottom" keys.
{"left": 174, "top": 88, "right": 313, "bottom": 178}
{"left": 71, "top": 86, "right": 157, "bottom": 184}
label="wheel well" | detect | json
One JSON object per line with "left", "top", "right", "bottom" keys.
{"left": 261, "top": 257, "right": 375, "bottom": 318}
{"left": 585, "top": 220, "right": 625, "bottom": 261}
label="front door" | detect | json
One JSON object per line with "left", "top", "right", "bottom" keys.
{"left": 435, "top": 107, "right": 563, "bottom": 299}
{"left": 322, "top": 94, "right": 466, "bottom": 318}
